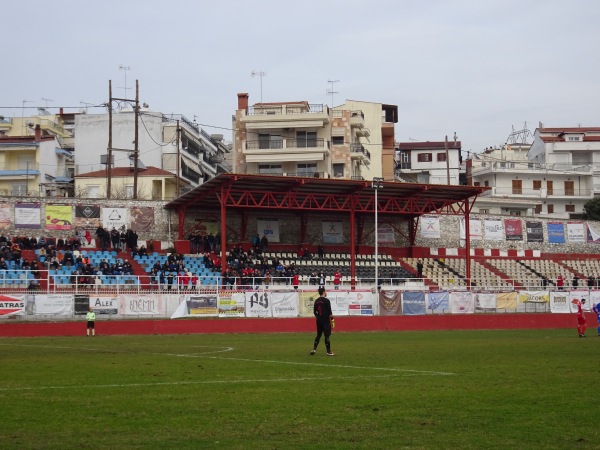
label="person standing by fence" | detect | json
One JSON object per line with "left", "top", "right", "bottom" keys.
{"left": 86, "top": 307, "right": 96, "bottom": 337}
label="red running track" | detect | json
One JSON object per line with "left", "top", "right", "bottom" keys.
{"left": 0, "top": 313, "right": 594, "bottom": 337}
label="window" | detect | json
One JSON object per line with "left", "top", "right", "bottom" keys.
{"left": 11, "top": 182, "right": 27, "bottom": 196}
{"left": 88, "top": 185, "right": 100, "bottom": 198}
{"left": 484, "top": 180, "right": 489, "bottom": 187}
{"left": 296, "top": 131, "right": 317, "bottom": 148}
{"left": 417, "top": 153, "right": 432, "bottom": 162}
{"left": 333, "top": 163, "right": 344, "bottom": 178}
{"left": 332, "top": 136, "right": 344, "bottom": 145}
{"left": 258, "top": 134, "right": 282, "bottom": 149}
{"left": 125, "top": 185, "right": 134, "bottom": 199}
{"left": 258, "top": 164, "right": 282, "bottom": 175}
{"left": 436, "top": 153, "right": 446, "bottom": 162}
{"left": 473, "top": 182, "right": 480, "bottom": 187}
{"left": 479, "top": 208, "right": 489, "bottom": 214}
{"left": 533, "top": 180, "right": 541, "bottom": 190}
{"left": 510, "top": 211, "right": 521, "bottom": 216}
{"left": 547, "top": 204, "right": 554, "bottom": 214}
{"left": 535, "top": 204, "right": 542, "bottom": 214}
{"left": 568, "top": 136, "right": 580, "bottom": 141}
{"left": 547, "top": 180, "right": 553, "bottom": 195}
{"left": 512, "top": 179, "right": 522, "bottom": 194}
{"left": 565, "top": 204, "right": 575, "bottom": 212}
{"left": 297, "top": 163, "right": 317, "bottom": 176}
{"left": 564, "top": 180, "right": 574, "bottom": 196}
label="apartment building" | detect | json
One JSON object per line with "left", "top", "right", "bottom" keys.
{"left": 232, "top": 93, "right": 397, "bottom": 180}
{"left": 395, "top": 140, "right": 462, "bottom": 185}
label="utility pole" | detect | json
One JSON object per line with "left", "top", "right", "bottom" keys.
{"left": 133, "top": 79, "right": 140, "bottom": 199}
{"left": 107, "top": 80, "right": 113, "bottom": 199}
{"left": 176, "top": 120, "right": 181, "bottom": 197}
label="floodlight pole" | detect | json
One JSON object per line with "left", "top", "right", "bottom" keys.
{"left": 372, "top": 177, "right": 384, "bottom": 292}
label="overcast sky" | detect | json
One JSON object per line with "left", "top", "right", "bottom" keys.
{"left": 2, "top": 0, "right": 599, "bottom": 156}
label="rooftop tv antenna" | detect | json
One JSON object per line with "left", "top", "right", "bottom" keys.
{"left": 327, "top": 79, "right": 339, "bottom": 107}
{"left": 251, "top": 70, "right": 266, "bottom": 103}
{"left": 118, "top": 64, "right": 132, "bottom": 101}
{"left": 41, "top": 98, "right": 54, "bottom": 109}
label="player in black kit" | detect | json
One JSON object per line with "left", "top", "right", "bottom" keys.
{"left": 310, "top": 286, "right": 335, "bottom": 356}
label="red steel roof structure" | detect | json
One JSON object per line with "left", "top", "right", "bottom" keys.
{"left": 165, "top": 173, "right": 488, "bottom": 287}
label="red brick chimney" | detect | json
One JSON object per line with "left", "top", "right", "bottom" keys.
{"left": 237, "top": 93, "right": 249, "bottom": 111}
{"left": 34, "top": 124, "right": 42, "bottom": 141}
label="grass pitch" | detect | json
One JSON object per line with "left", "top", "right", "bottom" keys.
{"left": 0, "top": 329, "right": 598, "bottom": 449}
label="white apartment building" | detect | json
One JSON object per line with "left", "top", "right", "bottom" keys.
{"left": 75, "top": 109, "right": 229, "bottom": 197}
{"left": 232, "top": 93, "right": 397, "bottom": 180}
{"left": 394, "top": 140, "right": 461, "bottom": 185}
{"left": 467, "top": 126, "right": 599, "bottom": 218}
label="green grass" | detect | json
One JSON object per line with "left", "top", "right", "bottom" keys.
{"left": 0, "top": 329, "right": 598, "bottom": 449}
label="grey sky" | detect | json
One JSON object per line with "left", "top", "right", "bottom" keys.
{"left": 2, "top": 0, "right": 599, "bottom": 155}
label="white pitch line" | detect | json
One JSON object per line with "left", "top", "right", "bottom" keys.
{"left": 0, "top": 374, "right": 409, "bottom": 392}
{"left": 0, "top": 342, "right": 455, "bottom": 376}
{"left": 165, "top": 354, "right": 455, "bottom": 376}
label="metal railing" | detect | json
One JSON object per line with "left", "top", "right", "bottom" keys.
{"left": 246, "top": 138, "right": 329, "bottom": 150}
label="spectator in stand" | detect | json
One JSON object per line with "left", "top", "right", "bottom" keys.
{"left": 333, "top": 269, "right": 342, "bottom": 290}
{"left": 417, "top": 261, "right": 424, "bottom": 279}
{"left": 123, "top": 259, "right": 133, "bottom": 275}
{"left": 85, "top": 229, "right": 92, "bottom": 246}
{"left": 317, "top": 244, "right": 325, "bottom": 259}
{"left": 587, "top": 275, "right": 595, "bottom": 289}
{"left": 190, "top": 273, "right": 198, "bottom": 290}
{"left": 166, "top": 271, "right": 174, "bottom": 290}
{"left": 30, "top": 260, "right": 40, "bottom": 278}
{"left": 263, "top": 269, "right": 271, "bottom": 288}
{"left": 260, "top": 235, "right": 269, "bottom": 252}
{"left": 557, "top": 274, "right": 564, "bottom": 290}
{"left": 292, "top": 272, "right": 300, "bottom": 290}
{"left": 38, "top": 246, "right": 47, "bottom": 258}
{"left": 120, "top": 230, "right": 127, "bottom": 252}
{"left": 572, "top": 275, "right": 580, "bottom": 288}
{"left": 111, "top": 228, "right": 120, "bottom": 250}
{"left": 252, "top": 233, "right": 260, "bottom": 249}
{"left": 63, "top": 250, "right": 74, "bottom": 267}
{"left": 138, "top": 245, "right": 147, "bottom": 257}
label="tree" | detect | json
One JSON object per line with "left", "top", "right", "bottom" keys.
{"left": 583, "top": 197, "right": 600, "bottom": 220}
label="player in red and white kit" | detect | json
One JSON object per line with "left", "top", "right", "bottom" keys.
{"left": 577, "top": 299, "right": 587, "bottom": 338}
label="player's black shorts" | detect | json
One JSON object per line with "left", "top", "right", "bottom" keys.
{"left": 87, "top": 321, "right": 95, "bottom": 329}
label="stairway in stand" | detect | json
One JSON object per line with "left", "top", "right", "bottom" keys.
{"left": 21, "top": 249, "right": 49, "bottom": 290}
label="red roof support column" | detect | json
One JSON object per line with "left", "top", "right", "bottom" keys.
{"left": 464, "top": 200, "right": 471, "bottom": 289}
{"left": 220, "top": 185, "right": 227, "bottom": 277}
{"left": 177, "top": 207, "right": 186, "bottom": 240}
{"left": 350, "top": 197, "right": 356, "bottom": 290}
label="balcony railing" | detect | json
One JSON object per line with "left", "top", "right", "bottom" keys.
{"left": 484, "top": 187, "right": 593, "bottom": 197}
{"left": 246, "top": 104, "right": 327, "bottom": 115}
{"left": 472, "top": 161, "right": 593, "bottom": 175}
{"left": 246, "top": 138, "right": 329, "bottom": 150}
{"left": 350, "top": 143, "right": 370, "bottom": 159}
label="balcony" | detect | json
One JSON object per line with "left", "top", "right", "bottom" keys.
{"left": 241, "top": 103, "right": 330, "bottom": 130}
{"left": 349, "top": 111, "right": 365, "bottom": 128}
{"left": 243, "top": 138, "right": 330, "bottom": 163}
{"left": 0, "top": 162, "right": 40, "bottom": 179}
{"left": 39, "top": 119, "right": 70, "bottom": 137}
{"left": 472, "top": 161, "right": 592, "bottom": 176}
{"left": 350, "top": 143, "right": 370, "bottom": 165}
{"left": 482, "top": 187, "right": 593, "bottom": 199}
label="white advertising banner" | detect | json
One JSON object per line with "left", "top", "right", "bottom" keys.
{"left": 567, "top": 222, "right": 585, "bottom": 243}
{"left": 271, "top": 292, "right": 299, "bottom": 317}
{"left": 420, "top": 216, "right": 441, "bottom": 239}
{"left": 256, "top": 219, "right": 280, "bottom": 243}
{"left": 484, "top": 219, "right": 504, "bottom": 241}
{"left": 460, "top": 218, "right": 483, "bottom": 241}
{"left": 328, "top": 290, "right": 351, "bottom": 316}
{"left": 218, "top": 292, "right": 246, "bottom": 318}
{"left": 120, "top": 294, "right": 163, "bottom": 315}
{"left": 102, "top": 207, "right": 129, "bottom": 231}
{"left": 378, "top": 223, "right": 395, "bottom": 244}
{"left": 0, "top": 294, "right": 26, "bottom": 317}
{"left": 569, "top": 290, "right": 590, "bottom": 313}
{"left": 474, "top": 292, "right": 496, "bottom": 310}
{"left": 89, "top": 295, "right": 118, "bottom": 315}
{"left": 549, "top": 291, "right": 570, "bottom": 313}
{"left": 347, "top": 291, "right": 374, "bottom": 316}
{"left": 33, "top": 294, "right": 73, "bottom": 315}
{"left": 245, "top": 291, "right": 272, "bottom": 317}
{"left": 322, "top": 221, "right": 344, "bottom": 244}
{"left": 449, "top": 291, "right": 474, "bottom": 314}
